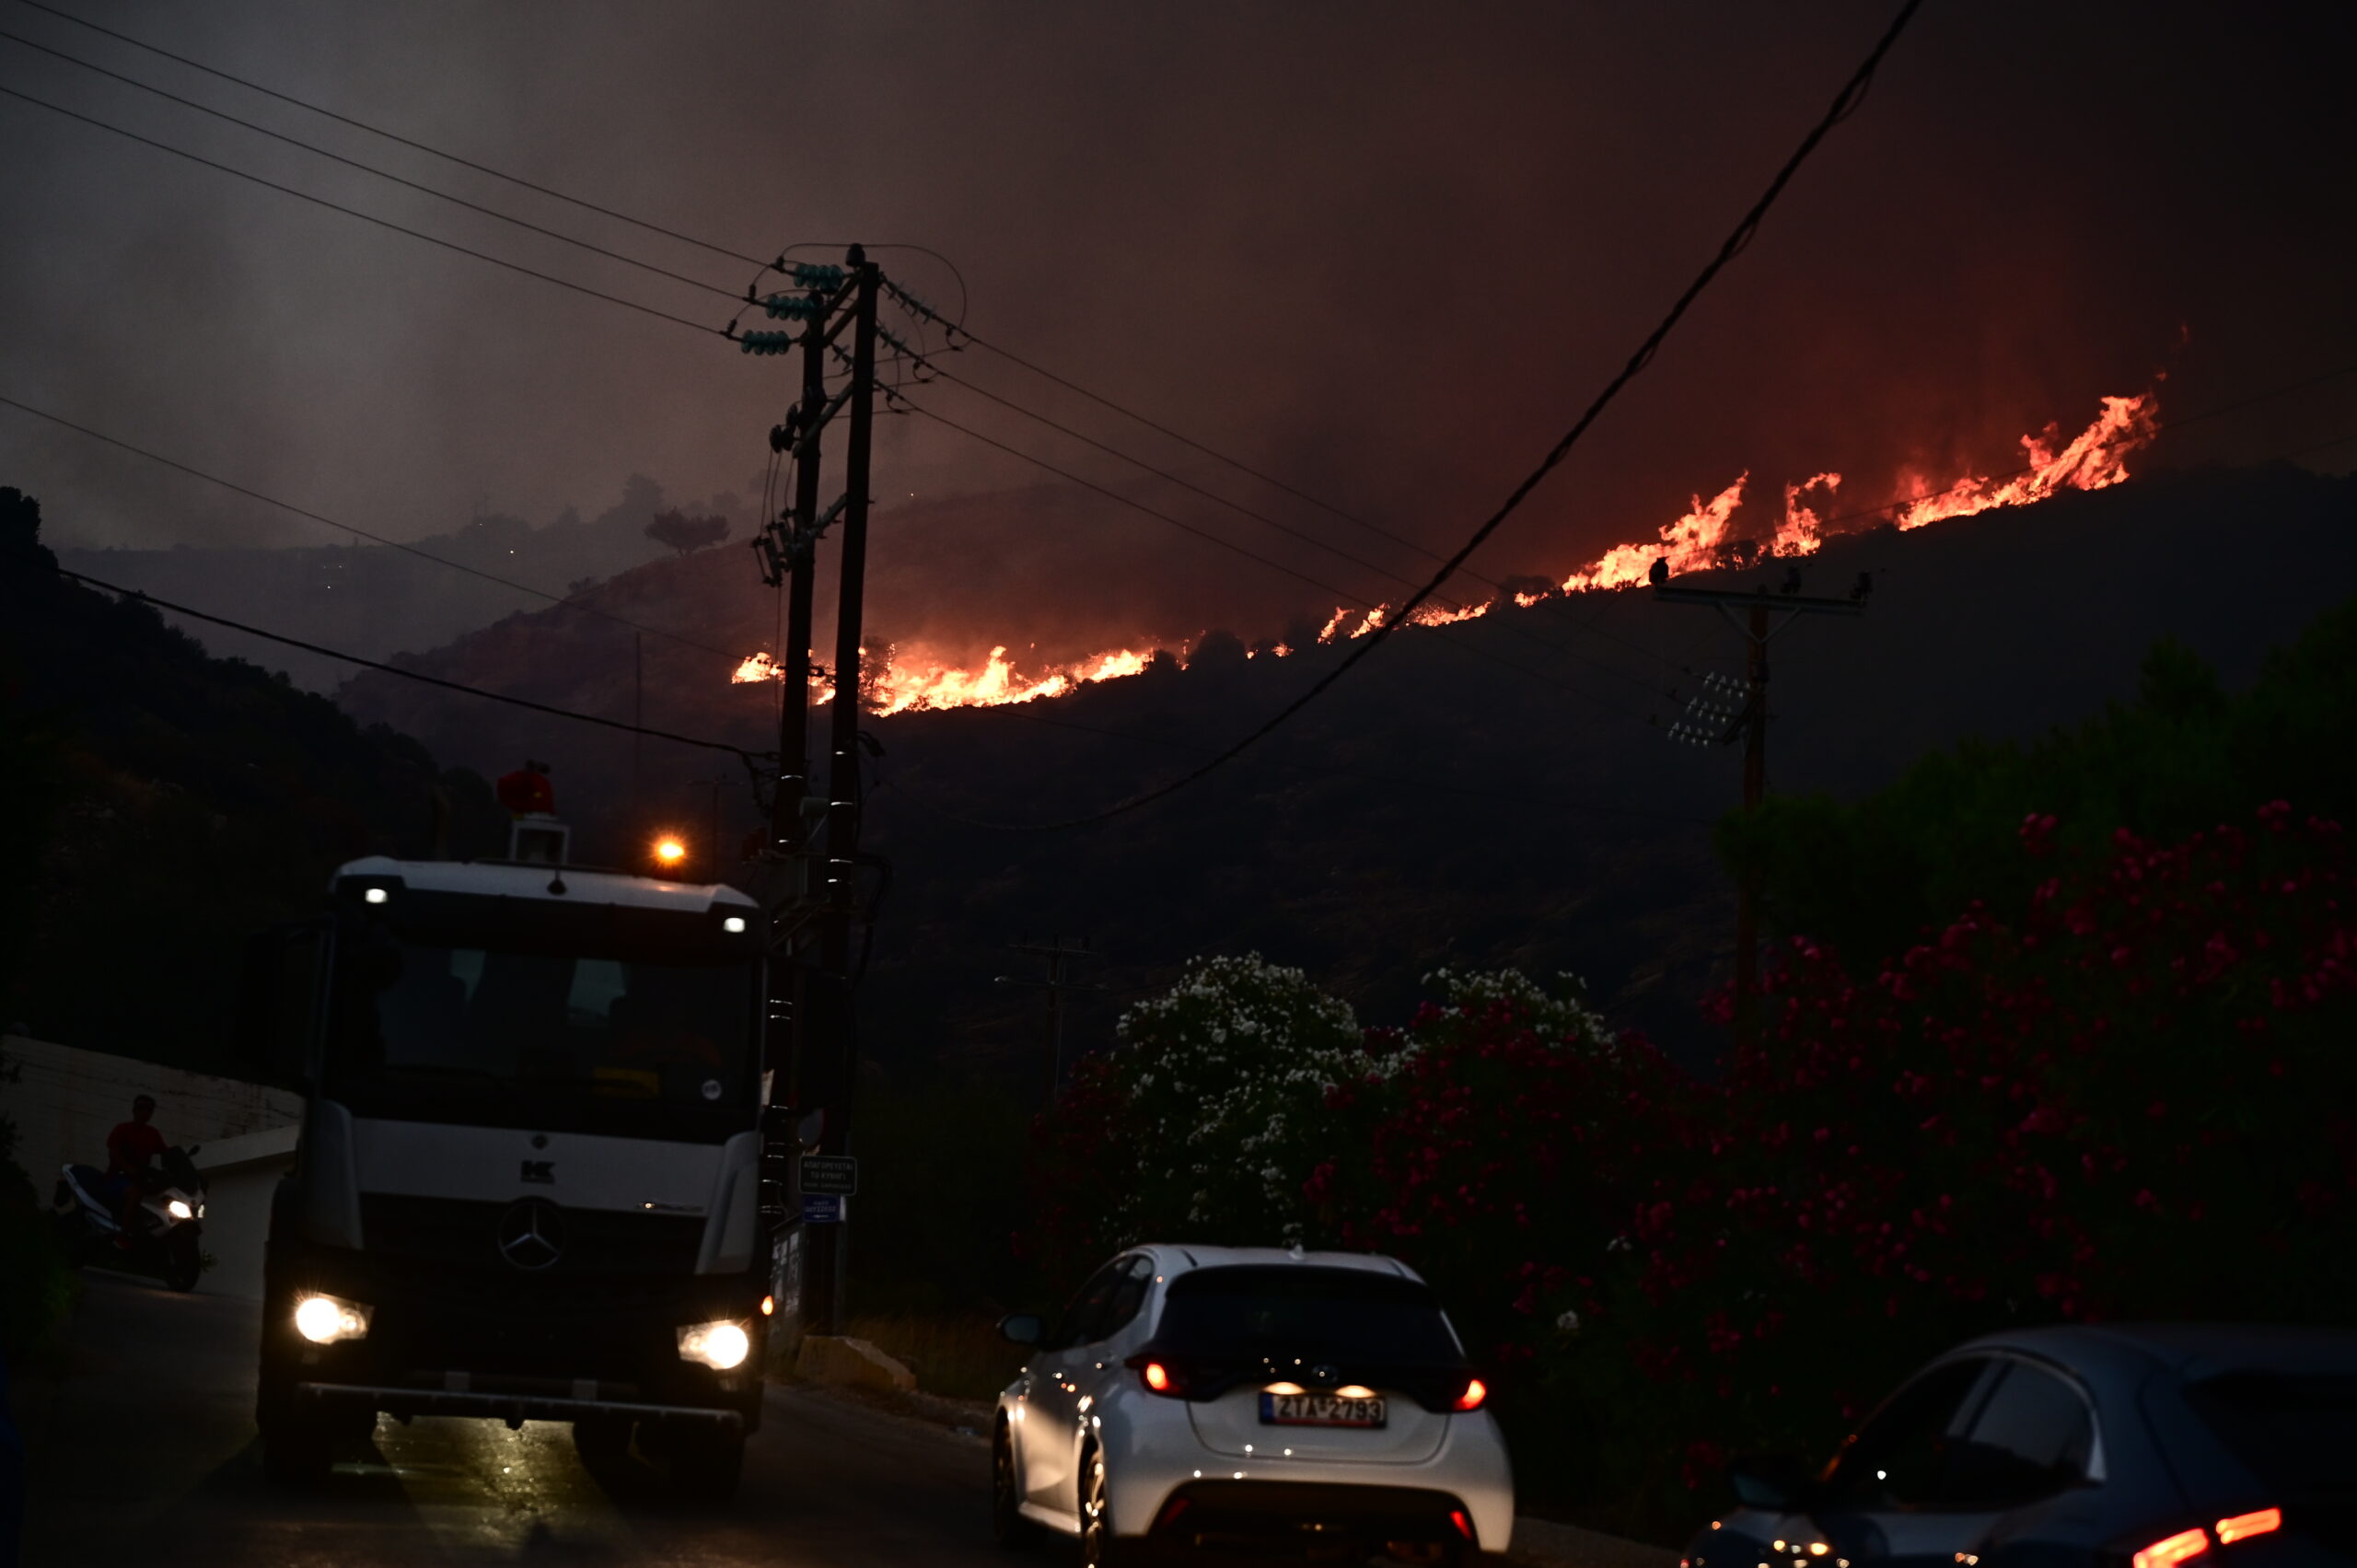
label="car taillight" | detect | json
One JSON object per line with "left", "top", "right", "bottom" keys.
{"left": 2215, "top": 1509, "right": 2281, "bottom": 1545}
{"left": 2133, "top": 1528, "right": 2210, "bottom": 1568}
{"left": 1449, "top": 1508, "right": 1476, "bottom": 1541}
{"left": 1454, "top": 1376, "right": 1488, "bottom": 1411}
{"left": 1124, "top": 1353, "right": 1184, "bottom": 1396}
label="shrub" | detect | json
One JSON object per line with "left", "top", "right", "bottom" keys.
{"left": 1028, "top": 953, "right": 1368, "bottom": 1273}
{"left": 1562, "top": 803, "right": 2357, "bottom": 1517}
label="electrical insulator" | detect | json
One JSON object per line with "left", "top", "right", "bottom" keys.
{"left": 761, "top": 294, "right": 824, "bottom": 320}
{"left": 739, "top": 331, "right": 795, "bottom": 355}
{"left": 791, "top": 262, "right": 845, "bottom": 290}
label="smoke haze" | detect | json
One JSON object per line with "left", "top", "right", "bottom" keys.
{"left": 2, "top": 0, "right": 2352, "bottom": 656}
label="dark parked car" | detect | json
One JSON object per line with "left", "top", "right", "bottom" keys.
{"left": 1685, "top": 1325, "right": 2356, "bottom": 1568}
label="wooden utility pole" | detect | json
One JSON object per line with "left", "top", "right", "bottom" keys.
{"left": 1654, "top": 569, "right": 1868, "bottom": 1042}
{"left": 805, "top": 250, "right": 878, "bottom": 1334}
{"left": 995, "top": 936, "right": 1105, "bottom": 1103}
{"left": 738, "top": 248, "right": 877, "bottom": 1335}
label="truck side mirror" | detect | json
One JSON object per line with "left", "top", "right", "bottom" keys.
{"left": 998, "top": 1313, "right": 1043, "bottom": 1346}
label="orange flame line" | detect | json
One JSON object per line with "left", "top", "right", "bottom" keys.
{"left": 730, "top": 392, "right": 2159, "bottom": 712}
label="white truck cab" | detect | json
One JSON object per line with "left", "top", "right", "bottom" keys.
{"left": 253, "top": 854, "right": 770, "bottom": 1497}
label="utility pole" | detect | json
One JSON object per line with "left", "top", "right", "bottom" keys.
{"left": 995, "top": 935, "right": 1105, "bottom": 1104}
{"left": 690, "top": 773, "right": 729, "bottom": 874}
{"left": 765, "top": 299, "right": 827, "bottom": 857}
{"left": 737, "top": 247, "right": 875, "bottom": 1335}
{"left": 631, "top": 632, "right": 644, "bottom": 831}
{"left": 1653, "top": 563, "right": 1869, "bottom": 1043}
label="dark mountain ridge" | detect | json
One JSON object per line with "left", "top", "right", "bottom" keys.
{"left": 326, "top": 462, "right": 2357, "bottom": 1077}
{"left": 53, "top": 472, "right": 735, "bottom": 691}
{"left": 2, "top": 487, "right": 503, "bottom": 1067}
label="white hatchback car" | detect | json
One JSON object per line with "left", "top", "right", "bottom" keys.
{"left": 992, "top": 1244, "right": 1515, "bottom": 1564}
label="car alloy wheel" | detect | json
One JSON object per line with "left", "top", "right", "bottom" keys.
{"left": 1079, "top": 1446, "right": 1123, "bottom": 1566}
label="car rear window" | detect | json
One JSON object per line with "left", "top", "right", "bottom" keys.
{"left": 1155, "top": 1265, "right": 1463, "bottom": 1364}
{"left": 2183, "top": 1371, "right": 2357, "bottom": 1499}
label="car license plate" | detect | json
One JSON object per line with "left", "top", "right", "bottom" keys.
{"left": 1260, "top": 1391, "right": 1387, "bottom": 1427}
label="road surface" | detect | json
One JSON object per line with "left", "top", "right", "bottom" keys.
{"left": 17, "top": 1272, "right": 1006, "bottom": 1566}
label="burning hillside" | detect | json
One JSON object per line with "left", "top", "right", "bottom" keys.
{"left": 734, "top": 389, "right": 2162, "bottom": 707}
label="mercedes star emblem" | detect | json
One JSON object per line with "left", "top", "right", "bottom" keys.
{"left": 496, "top": 1197, "right": 565, "bottom": 1271}
{"left": 1311, "top": 1364, "right": 1340, "bottom": 1387}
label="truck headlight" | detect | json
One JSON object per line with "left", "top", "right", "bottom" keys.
{"left": 293, "top": 1293, "right": 373, "bottom": 1344}
{"left": 167, "top": 1199, "right": 193, "bottom": 1221}
{"left": 677, "top": 1320, "right": 750, "bottom": 1370}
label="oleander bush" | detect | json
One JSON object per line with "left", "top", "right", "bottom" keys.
{"left": 1028, "top": 805, "right": 2357, "bottom": 1537}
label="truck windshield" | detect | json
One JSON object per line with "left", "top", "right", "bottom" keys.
{"left": 324, "top": 933, "right": 759, "bottom": 1141}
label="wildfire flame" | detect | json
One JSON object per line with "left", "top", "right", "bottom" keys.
{"left": 1771, "top": 471, "right": 1843, "bottom": 559}
{"left": 1560, "top": 474, "right": 1749, "bottom": 594}
{"left": 1890, "top": 393, "right": 2157, "bottom": 530}
{"left": 734, "top": 643, "right": 1154, "bottom": 715}
{"left": 731, "top": 652, "right": 784, "bottom": 684}
{"left": 869, "top": 645, "right": 1151, "bottom": 714}
{"left": 728, "top": 390, "right": 2159, "bottom": 713}
{"left": 1311, "top": 598, "right": 1491, "bottom": 645}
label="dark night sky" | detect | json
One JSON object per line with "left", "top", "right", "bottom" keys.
{"left": 2, "top": 1, "right": 2353, "bottom": 654}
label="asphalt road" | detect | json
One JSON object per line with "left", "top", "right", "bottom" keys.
{"left": 17, "top": 1272, "right": 1009, "bottom": 1567}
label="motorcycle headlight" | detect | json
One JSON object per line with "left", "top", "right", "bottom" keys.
{"left": 167, "top": 1199, "right": 193, "bottom": 1221}
{"left": 677, "top": 1320, "right": 751, "bottom": 1370}
{"left": 293, "top": 1293, "right": 373, "bottom": 1344}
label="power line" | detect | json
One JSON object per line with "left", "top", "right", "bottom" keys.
{"left": 895, "top": 400, "right": 1371, "bottom": 607}
{"left": 12, "top": 0, "right": 971, "bottom": 313}
{"left": 29, "top": 37, "right": 2340, "bottom": 739}
{"left": 887, "top": 701, "right": 1712, "bottom": 829}
{"left": 27, "top": 560, "right": 769, "bottom": 763}
{"left": 0, "top": 5, "right": 1678, "bottom": 706}
{"left": 0, "top": 81, "right": 724, "bottom": 337}
{"left": 0, "top": 389, "right": 748, "bottom": 661}
{"left": 907, "top": 356, "right": 1681, "bottom": 694}
{"left": 923, "top": 363, "right": 1439, "bottom": 598}
{"left": 9, "top": 0, "right": 772, "bottom": 271}
{"left": 0, "top": 26, "right": 748, "bottom": 307}
{"left": 885, "top": 276, "right": 1448, "bottom": 573}
{"left": 5, "top": 62, "right": 1640, "bottom": 707}
{"left": 894, "top": 395, "right": 1651, "bottom": 721}
{"left": 0, "top": 65, "right": 1648, "bottom": 726}
{"left": 920, "top": 0, "right": 1929, "bottom": 830}
{"left": 6, "top": 0, "right": 1659, "bottom": 679}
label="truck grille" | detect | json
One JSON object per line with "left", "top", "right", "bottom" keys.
{"left": 358, "top": 1193, "right": 704, "bottom": 1279}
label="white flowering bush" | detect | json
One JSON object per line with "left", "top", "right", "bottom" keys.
{"left": 1414, "top": 966, "right": 1611, "bottom": 1053}
{"left": 1030, "top": 956, "right": 1619, "bottom": 1266}
{"left": 1095, "top": 952, "right": 1368, "bottom": 1245}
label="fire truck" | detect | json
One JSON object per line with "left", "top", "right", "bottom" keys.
{"left": 248, "top": 791, "right": 772, "bottom": 1497}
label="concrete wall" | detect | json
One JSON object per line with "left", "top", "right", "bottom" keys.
{"left": 1, "top": 1036, "right": 303, "bottom": 1299}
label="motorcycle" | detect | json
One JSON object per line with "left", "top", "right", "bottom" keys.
{"left": 52, "top": 1146, "right": 208, "bottom": 1292}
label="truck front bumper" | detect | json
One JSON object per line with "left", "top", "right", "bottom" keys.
{"left": 263, "top": 1236, "right": 768, "bottom": 1429}
{"left": 294, "top": 1381, "right": 744, "bottom": 1430}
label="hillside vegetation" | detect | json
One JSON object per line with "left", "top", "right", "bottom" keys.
{"left": 1, "top": 487, "right": 502, "bottom": 1073}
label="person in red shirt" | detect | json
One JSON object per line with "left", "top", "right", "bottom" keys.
{"left": 104, "top": 1095, "right": 168, "bottom": 1249}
